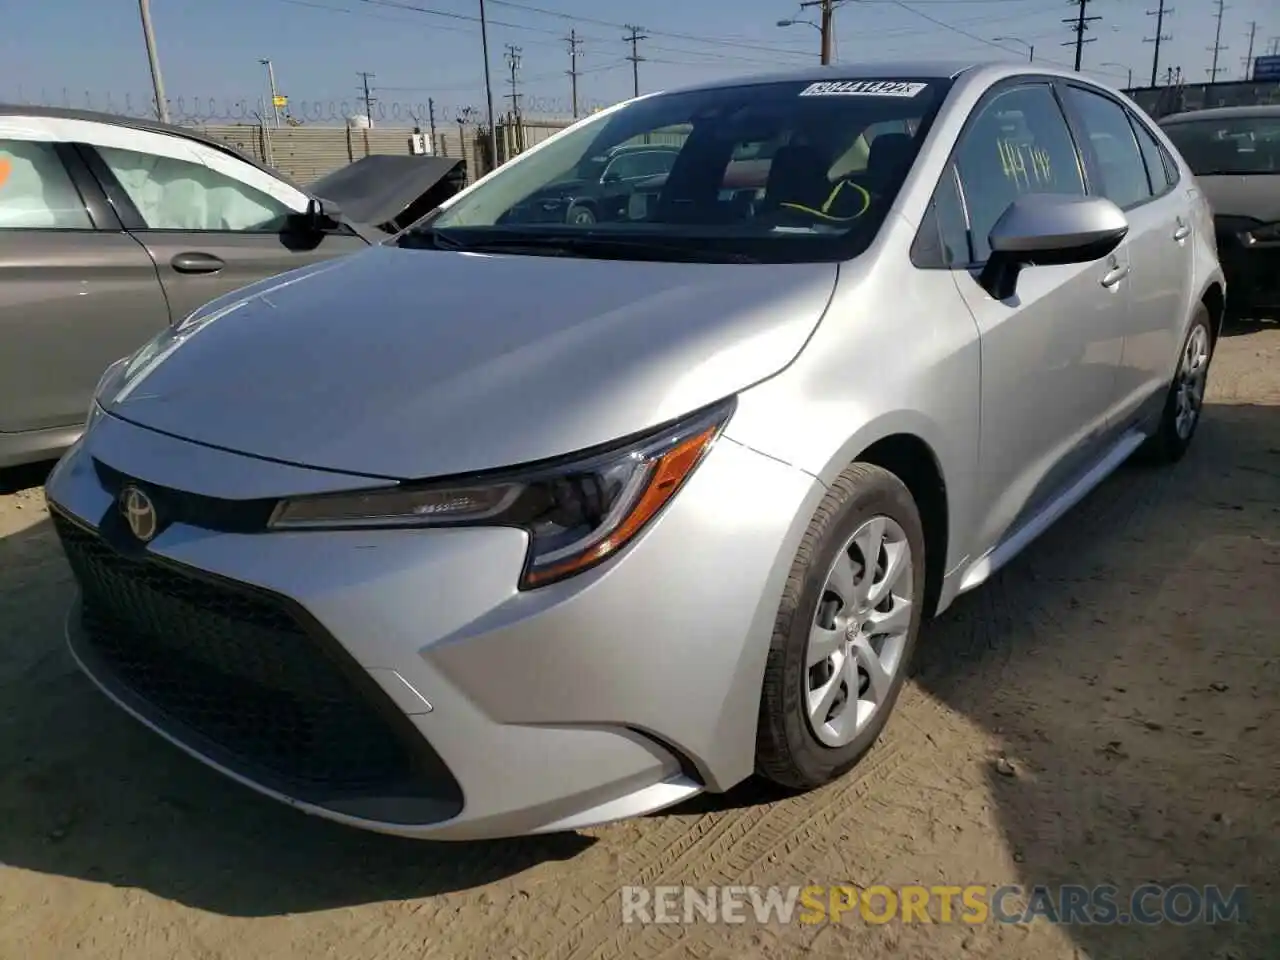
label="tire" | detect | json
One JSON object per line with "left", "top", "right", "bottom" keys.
{"left": 566, "top": 203, "right": 596, "bottom": 225}
{"left": 756, "top": 462, "right": 927, "bottom": 791}
{"left": 1138, "top": 303, "right": 1215, "bottom": 464}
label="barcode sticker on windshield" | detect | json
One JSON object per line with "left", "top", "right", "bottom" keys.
{"left": 799, "top": 80, "right": 928, "bottom": 98}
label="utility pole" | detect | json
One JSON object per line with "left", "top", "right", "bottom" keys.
{"left": 358, "top": 71, "right": 376, "bottom": 127}
{"left": 478, "top": 0, "right": 499, "bottom": 169}
{"left": 1241, "top": 21, "right": 1256, "bottom": 79}
{"left": 566, "top": 29, "right": 583, "bottom": 119}
{"left": 505, "top": 44, "right": 522, "bottom": 121}
{"left": 624, "top": 25, "right": 647, "bottom": 97}
{"left": 428, "top": 97, "right": 438, "bottom": 154}
{"left": 800, "top": 0, "right": 838, "bottom": 65}
{"left": 1207, "top": 0, "right": 1228, "bottom": 81}
{"left": 1144, "top": 0, "right": 1173, "bottom": 88}
{"left": 456, "top": 105, "right": 477, "bottom": 168}
{"left": 137, "top": 0, "right": 169, "bottom": 123}
{"left": 1062, "top": 0, "right": 1101, "bottom": 72}
{"left": 260, "top": 58, "right": 281, "bottom": 128}
{"left": 1270, "top": 37, "right": 1280, "bottom": 56}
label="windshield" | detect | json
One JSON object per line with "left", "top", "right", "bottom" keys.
{"left": 408, "top": 77, "right": 951, "bottom": 263}
{"left": 1162, "top": 115, "right": 1280, "bottom": 175}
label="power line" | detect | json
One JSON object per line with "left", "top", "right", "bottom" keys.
{"left": 566, "top": 28, "right": 582, "bottom": 119}
{"left": 1207, "top": 0, "right": 1228, "bottom": 81}
{"left": 1145, "top": 0, "right": 1174, "bottom": 88}
{"left": 484, "top": 0, "right": 812, "bottom": 59}
{"left": 623, "top": 24, "right": 647, "bottom": 98}
{"left": 1062, "top": 0, "right": 1100, "bottom": 72}
{"left": 887, "top": 0, "right": 1042, "bottom": 61}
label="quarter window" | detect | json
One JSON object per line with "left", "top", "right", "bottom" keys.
{"left": 1062, "top": 86, "right": 1151, "bottom": 209}
{"left": 97, "top": 145, "right": 294, "bottom": 232}
{"left": 1129, "top": 113, "right": 1174, "bottom": 198}
{"left": 953, "top": 84, "right": 1086, "bottom": 263}
{"left": 0, "top": 140, "right": 93, "bottom": 229}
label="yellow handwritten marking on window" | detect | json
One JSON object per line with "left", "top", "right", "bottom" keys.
{"left": 779, "top": 179, "right": 871, "bottom": 222}
{"left": 0, "top": 157, "right": 11, "bottom": 191}
{"left": 997, "top": 139, "right": 1054, "bottom": 190}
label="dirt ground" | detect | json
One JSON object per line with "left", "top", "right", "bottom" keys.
{"left": 0, "top": 326, "right": 1277, "bottom": 960}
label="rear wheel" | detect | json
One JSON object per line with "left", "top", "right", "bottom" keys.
{"left": 756, "top": 463, "right": 926, "bottom": 790}
{"left": 1139, "top": 304, "right": 1214, "bottom": 464}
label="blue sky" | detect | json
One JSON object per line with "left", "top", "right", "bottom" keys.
{"left": 3, "top": 0, "right": 1278, "bottom": 126}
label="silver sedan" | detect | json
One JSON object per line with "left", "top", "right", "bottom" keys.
{"left": 45, "top": 60, "right": 1224, "bottom": 841}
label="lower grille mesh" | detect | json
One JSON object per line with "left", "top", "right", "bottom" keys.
{"left": 53, "top": 511, "right": 421, "bottom": 792}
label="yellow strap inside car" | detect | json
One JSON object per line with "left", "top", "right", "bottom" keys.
{"left": 779, "top": 179, "right": 872, "bottom": 222}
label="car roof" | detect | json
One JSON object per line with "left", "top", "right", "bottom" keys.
{"left": 1159, "top": 103, "right": 1280, "bottom": 124}
{"left": 0, "top": 102, "right": 314, "bottom": 194}
{"left": 644, "top": 59, "right": 1128, "bottom": 100}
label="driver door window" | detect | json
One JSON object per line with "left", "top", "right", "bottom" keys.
{"left": 96, "top": 145, "right": 294, "bottom": 232}
{"left": 953, "top": 84, "right": 1086, "bottom": 262}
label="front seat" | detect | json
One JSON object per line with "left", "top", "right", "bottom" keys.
{"left": 758, "top": 144, "right": 833, "bottom": 216}
{"left": 864, "top": 132, "right": 916, "bottom": 192}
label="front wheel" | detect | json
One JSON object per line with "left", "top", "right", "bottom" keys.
{"left": 1139, "top": 304, "right": 1215, "bottom": 464}
{"left": 756, "top": 463, "right": 926, "bottom": 790}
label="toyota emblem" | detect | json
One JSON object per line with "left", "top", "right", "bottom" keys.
{"left": 119, "top": 485, "right": 159, "bottom": 543}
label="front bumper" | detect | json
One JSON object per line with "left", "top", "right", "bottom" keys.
{"left": 45, "top": 411, "right": 822, "bottom": 840}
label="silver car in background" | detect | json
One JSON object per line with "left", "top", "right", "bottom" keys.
{"left": 45, "top": 60, "right": 1224, "bottom": 841}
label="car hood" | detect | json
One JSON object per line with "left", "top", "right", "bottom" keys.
{"left": 310, "top": 155, "right": 467, "bottom": 231}
{"left": 103, "top": 245, "right": 838, "bottom": 480}
{"left": 1196, "top": 174, "right": 1280, "bottom": 222}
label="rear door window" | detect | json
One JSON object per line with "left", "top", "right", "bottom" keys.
{"left": 1063, "top": 85, "right": 1159, "bottom": 209}
{"left": 0, "top": 139, "right": 93, "bottom": 229}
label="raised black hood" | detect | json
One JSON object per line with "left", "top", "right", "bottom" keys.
{"left": 310, "top": 154, "right": 467, "bottom": 232}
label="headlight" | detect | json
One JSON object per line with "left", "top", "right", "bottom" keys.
{"left": 1242, "top": 221, "right": 1280, "bottom": 245}
{"left": 268, "top": 397, "right": 736, "bottom": 589}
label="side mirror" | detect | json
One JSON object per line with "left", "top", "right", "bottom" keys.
{"left": 979, "top": 194, "right": 1129, "bottom": 300}
{"left": 306, "top": 196, "right": 345, "bottom": 231}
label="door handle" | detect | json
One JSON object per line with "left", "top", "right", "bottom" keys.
{"left": 1100, "top": 263, "right": 1130, "bottom": 288}
{"left": 171, "top": 252, "right": 225, "bottom": 274}
{"left": 1172, "top": 224, "right": 1191, "bottom": 242}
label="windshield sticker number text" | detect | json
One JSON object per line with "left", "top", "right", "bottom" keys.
{"left": 799, "top": 81, "right": 928, "bottom": 98}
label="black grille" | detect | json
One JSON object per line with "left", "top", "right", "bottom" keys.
{"left": 52, "top": 509, "right": 462, "bottom": 816}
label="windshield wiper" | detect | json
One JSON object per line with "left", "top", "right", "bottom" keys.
{"left": 430, "top": 233, "right": 760, "bottom": 263}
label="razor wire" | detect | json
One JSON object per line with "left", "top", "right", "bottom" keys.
{"left": 6, "top": 89, "right": 614, "bottom": 125}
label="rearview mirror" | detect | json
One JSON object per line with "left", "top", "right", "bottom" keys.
{"left": 979, "top": 194, "right": 1129, "bottom": 300}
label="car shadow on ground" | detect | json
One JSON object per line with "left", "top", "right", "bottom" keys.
{"left": 0, "top": 505, "right": 591, "bottom": 918}
{"left": 1222, "top": 315, "right": 1278, "bottom": 338}
{"left": 907, "top": 400, "right": 1280, "bottom": 957}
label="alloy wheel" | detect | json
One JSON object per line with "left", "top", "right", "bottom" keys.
{"left": 804, "top": 515, "right": 914, "bottom": 748}
{"left": 1174, "top": 324, "right": 1211, "bottom": 440}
